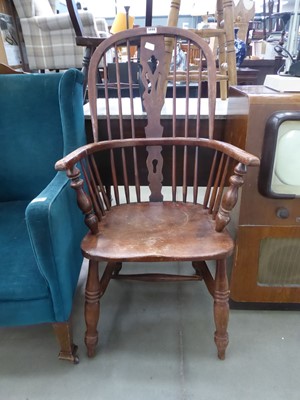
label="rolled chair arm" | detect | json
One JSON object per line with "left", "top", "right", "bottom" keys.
{"left": 26, "top": 172, "right": 86, "bottom": 322}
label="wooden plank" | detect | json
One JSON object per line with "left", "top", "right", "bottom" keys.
{"left": 0, "top": 31, "right": 8, "bottom": 64}
{"left": 0, "top": 0, "right": 10, "bottom": 14}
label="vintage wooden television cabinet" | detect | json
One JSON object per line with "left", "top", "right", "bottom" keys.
{"left": 226, "top": 85, "right": 300, "bottom": 308}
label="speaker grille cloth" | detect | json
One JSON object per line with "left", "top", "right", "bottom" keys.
{"left": 258, "top": 238, "right": 300, "bottom": 286}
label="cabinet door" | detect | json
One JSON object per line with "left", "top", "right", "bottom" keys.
{"left": 230, "top": 225, "right": 300, "bottom": 305}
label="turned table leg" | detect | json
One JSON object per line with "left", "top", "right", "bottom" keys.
{"left": 213, "top": 259, "right": 230, "bottom": 360}
{"left": 85, "top": 259, "right": 101, "bottom": 357}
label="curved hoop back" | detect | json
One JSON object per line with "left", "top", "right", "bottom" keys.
{"left": 88, "top": 26, "right": 217, "bottom": 142}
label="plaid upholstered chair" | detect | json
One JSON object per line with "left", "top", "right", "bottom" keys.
{"left": 12, "top": 0, "right": 109, "bottom": 71}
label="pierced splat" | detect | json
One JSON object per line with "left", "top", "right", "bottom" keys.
{"left": 146, "top": 147, "right": 163, "bottom": 201}
{"left": 139, "top": 35, "right": 168, "bottom": 201}
{"left": 140, "top": 36, "right": 167, "bottom": 113}
{"left": 152, "top": 159, "right": 158, "bottom": 173}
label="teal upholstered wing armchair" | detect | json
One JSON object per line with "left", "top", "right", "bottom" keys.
{"left": 0, "top": 69, "right": 86, "bottom": 362}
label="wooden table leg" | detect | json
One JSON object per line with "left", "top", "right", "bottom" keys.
{"left": 213, "top": 258, "right": 229, "bottom": 360}
{"left": 85, "top": 259, "right": 101, "bottom": 357}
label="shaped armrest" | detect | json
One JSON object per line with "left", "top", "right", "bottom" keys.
{"left": 26, "top": 172, "right": 86, "bottom": 321}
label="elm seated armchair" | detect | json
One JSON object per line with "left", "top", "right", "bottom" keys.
{"left": 56, "top": 27, "right": 260, "bottom": 360}
{"left": 0, "top": 69, "right": 86, "bottom": 362}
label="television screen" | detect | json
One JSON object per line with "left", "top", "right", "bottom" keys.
{"left": 259, "top": 111, "right": 300, "bottom": 198}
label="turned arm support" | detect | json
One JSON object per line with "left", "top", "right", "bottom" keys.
{"left": 215, "top": 162, "right": 246, "bottom": 232}
{"left": 66, "top": 166, "right": 99, "bottom": 234}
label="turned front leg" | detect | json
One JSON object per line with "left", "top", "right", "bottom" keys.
{"left": 213, "top": 259, "right": 230, "bottom": 360}
{"left": 85, "top": 259, "right": 101, "bottom": 357}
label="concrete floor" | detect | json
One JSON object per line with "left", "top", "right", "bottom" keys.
{"left": 0, "top": 260, "right": 299, "bottom": 400}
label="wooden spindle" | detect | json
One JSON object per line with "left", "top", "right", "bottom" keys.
{"left": 203, "top": 150, "right": 218, "bottom": 209}
{"left": 83, "top": 159, "right": 104, "bottom": 218}
{"left": 182, "top": 145, "right": 188, "bottom": 202}
{"left": 172, "top": 145, "right": 177, "bottom": 202}
{"left": 193, "top": 146, "right": 199, "bottom": 204}
{"left": 90, "top": 155, "right": 111, "bottom": 211}
{"left": 110, "top": 149, "right": 120, "bottom": 205}
{"left": 209, "top": 152, "right": 225, "bottom": 213}
{"left": 126, "top": 41, "right": 141, "bottom": 202}
{"left": 212, "top": 155, "right": 229, "bottom": 218}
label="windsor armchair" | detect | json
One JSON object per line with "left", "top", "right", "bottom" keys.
{"left": 56, "top": 26, "right": 259, "bottom": 360}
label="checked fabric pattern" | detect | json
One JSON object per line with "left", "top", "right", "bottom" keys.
{"left": 12, "top": 0, "right": 109, "bottom": 71}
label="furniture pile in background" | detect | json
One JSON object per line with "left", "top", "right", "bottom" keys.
{"left": 10, "top": 0, "right": 109, "bottom": 71}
